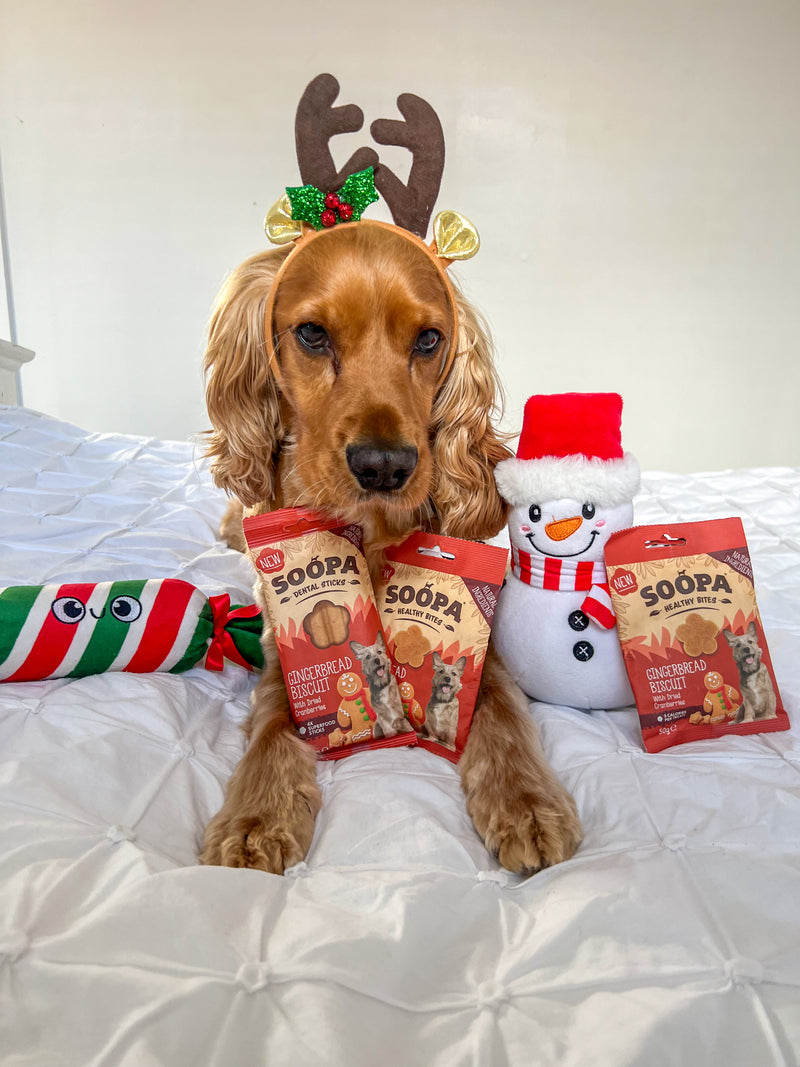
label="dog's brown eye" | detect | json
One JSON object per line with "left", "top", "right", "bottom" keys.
{"left": 295, "top": 322, "right": 330, "bottom": 352}
{"left": 413, "top": 329, "right": 442, "bottom": 356}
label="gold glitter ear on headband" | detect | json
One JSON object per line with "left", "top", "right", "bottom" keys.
{"left": 264, "top": 194, "right": 303, "bottom": 245}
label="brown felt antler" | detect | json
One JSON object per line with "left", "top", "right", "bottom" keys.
{"left": 294, "top": 73, "right": 379, "bottom": 191}
{"left": 370, "top": 94, "right": 446, "bottom": 239}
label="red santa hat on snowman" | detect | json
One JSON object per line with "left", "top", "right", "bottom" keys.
{"left": 494, "top": 392, "right": 640, "bottom": 507}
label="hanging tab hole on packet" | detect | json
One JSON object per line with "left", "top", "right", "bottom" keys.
{"left": 417, "top": 544, "right": 456, "bottom": 561}
{"left": 645, "top": 535, "right": 687, "bottom": 549}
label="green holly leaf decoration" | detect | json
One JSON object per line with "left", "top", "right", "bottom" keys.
{"left": 338, "top": 167, "right": 379, "bottom": 220}
{"left": 285, "top": 184, "right": 327, "bottom": 229}
{"left": 284, "top": 167, "right": 379, "bottom": 230}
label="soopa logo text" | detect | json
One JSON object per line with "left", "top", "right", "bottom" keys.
{"left": 383, "top": 582, "right": 463, "bottom": 623}
{"left": 270, "top": 555, "right": 359, "bottom": 595}
{"left": 639, "top": 570, "right": 732, "bottom": 607}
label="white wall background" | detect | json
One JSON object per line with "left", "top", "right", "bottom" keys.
{"left": 0, "top": 149, "right": 11, "bottom": 342}
{"left": 1, "top": 0, "right": 799, "bottom": 472}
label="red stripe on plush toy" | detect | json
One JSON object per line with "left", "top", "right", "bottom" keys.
{"left": 7, "top": 583, "right": 96, "bottom": 682}
{"left": 123, "top": 580, "right": 196, "bottom": 673}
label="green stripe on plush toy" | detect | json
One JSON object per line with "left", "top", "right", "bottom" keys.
{"left": 0, "top": 586, "right": 43, "bottom": 665}
{"left": 69, "top": 578, "right": 150, "bottom": 676}
{"left": 0, "top": 579, "right": 264, "bottom": 683}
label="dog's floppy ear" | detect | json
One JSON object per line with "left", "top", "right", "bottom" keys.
{"left": 429, "top": 288, "right": 512, "bottom": 541}
{"left": 203, "top": 247, "right": 291, "bottom": 508}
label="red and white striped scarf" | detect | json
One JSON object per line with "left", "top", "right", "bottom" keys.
{"left": 510, "top": 545, "right": 617, "bottom": 630}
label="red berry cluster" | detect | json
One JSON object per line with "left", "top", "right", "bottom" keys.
{"left": 321, "top": 192, "right": 354, "bottom": 228}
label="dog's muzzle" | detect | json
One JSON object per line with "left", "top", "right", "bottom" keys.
{"left": 346, "top": 444, "right": 418, "bottom": 492}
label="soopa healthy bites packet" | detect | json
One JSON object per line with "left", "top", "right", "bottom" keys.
{"left": 374, "top": 532, "right": 509, "bottom": 763}
{"left": 243, "top": 508, "right": 416, "bottom": 759}
{"left": 605, "top": 517, "right": 788, "bottom": 753}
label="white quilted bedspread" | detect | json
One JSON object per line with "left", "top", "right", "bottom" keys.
{"left": 1, "top": 406, "right": 798, "bottom": 1067}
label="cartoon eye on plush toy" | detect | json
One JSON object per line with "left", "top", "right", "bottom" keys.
{"left": 492, "top": 393, "right": 640, "bottom": 711}
{"left": 0, "top": 579, "right": 263, "bottom": 683}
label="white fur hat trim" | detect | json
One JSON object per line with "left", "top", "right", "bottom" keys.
{"left": 494, "top": 452, "right": 641, "bottom": 508}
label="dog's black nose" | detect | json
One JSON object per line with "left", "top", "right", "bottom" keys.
{"left": 346, "top": 444, "right": 418, "bottom": 492}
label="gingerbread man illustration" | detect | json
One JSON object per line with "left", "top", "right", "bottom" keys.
{"left": 702, "top": 670, "right": 741, "bottom": 722}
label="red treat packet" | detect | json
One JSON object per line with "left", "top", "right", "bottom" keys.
{"left": 605, "top": 517, "right": 788, "bottom": 753}
{"left": 244, "top": 508, "right": 416, "bottom": 759}
{"left": 374, "top": 532, "right": 509, "bottom": 763}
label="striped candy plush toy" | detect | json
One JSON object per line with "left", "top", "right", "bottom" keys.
{"left": 0, "top": 579, "right": 263, "bottom": 683}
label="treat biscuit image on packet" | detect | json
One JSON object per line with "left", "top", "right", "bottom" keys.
{"left": 375, "top": 532, "right": 509, "bottom": 763}
{"left": 244, "top": 507, "right": 415, "bottom": 759}
{"left": 605, "top": 517, "right": 788, "bottom": 753}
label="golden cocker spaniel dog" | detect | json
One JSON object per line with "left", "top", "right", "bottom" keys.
{"left": 199, "top": 77, "right": 582, "bottom": 875}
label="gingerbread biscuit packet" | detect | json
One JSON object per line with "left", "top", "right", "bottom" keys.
{"left": 243, "top": 508, "right": 416, "bottom": 759}
{"left": 605, "top": 517, "right": 788, "bottom": 753}
{"left": 374, "top": 533, "right": 509, "bottom": 763}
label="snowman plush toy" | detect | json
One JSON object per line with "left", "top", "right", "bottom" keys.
{"left": 493, "top": 392, "right": 640, "bottom": 710}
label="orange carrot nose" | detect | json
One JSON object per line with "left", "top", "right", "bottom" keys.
{"left": 545, "top": 516, "right": 583, "bottom": 541}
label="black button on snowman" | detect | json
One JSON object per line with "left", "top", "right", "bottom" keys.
{"left": 572, "top": 640, "right": 594, "bottom": 662}
{"left": 568, "top": 608, "right": 594, "bottom": 661}
{"left": 493, "top": 393, "right": 639, "bottom": 710}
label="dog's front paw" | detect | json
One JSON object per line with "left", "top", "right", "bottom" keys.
{"left": 468, "top": 785, "right": 582, "bottom": 875}
{"left": 201, "top": 805, "right": 315, "bottom": 874}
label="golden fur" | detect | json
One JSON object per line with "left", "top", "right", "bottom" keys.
{"left": 201, "top": 221, "right": 581, "bottom": 874}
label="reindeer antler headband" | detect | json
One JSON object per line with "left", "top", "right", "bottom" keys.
{"left": 263, "top": 73, "right": 480, "bottom": 383}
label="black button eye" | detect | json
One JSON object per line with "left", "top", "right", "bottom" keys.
{"left": 413, "top": 329, "right": 442, "bottom": 356}
{"left": 295, "top": 322, "right": 330, "bottom": 352}
{"left": 529, "top": 505, "right": 542, "bottom": 523}
{"left": 582, "top": 503, "right": 596, "bottom": 519}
